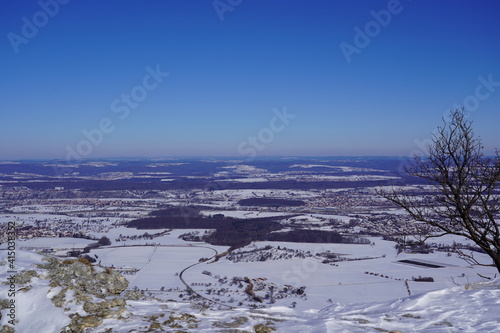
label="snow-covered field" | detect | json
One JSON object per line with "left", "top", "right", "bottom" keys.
{"left": 182, "top": 238, "right": 497, "bottom": 309}
{"left": 1, "top": 250, "right": 499, "bottom": 332}
{"left": 93, "top": 245, "right": 218, "bottom": 291}
{"left": 200, "top": 210, "right": 291, "bottom": 219}
{"left": 19, "top": 237, "right": 96, "bottom": 249}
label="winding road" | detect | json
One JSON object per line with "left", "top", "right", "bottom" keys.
{"left": 104, "top": 243, "right": 235, "bottom": 309}
{"left": 178, "top": 246, "right": 236, "bottom": 309}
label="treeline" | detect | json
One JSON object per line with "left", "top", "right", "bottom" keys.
{"left": 127, "top": 206, "right": 217, "bottom": 229}
{"left": 205, "top": 219, "right": 282, "bottom": 249}
{"left": 127, "top": 216, "right": 219, "bottom": 229}
{"left": 67, "top": 236, "right": 112, "bottom": 260}
{"left": 127, "top": 207, "right": 369, "bottom": 249}
{"left": 149, "top": 206, "right": 208, "bottom": 217}
{"left": 127, "top": 212, "right": 283, "bottom": 249}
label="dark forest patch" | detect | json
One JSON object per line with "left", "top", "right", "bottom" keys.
{"left": 238, "top": 198, "right": 306, "bottom": 207}
{"left": 127, "top": 209, "right": 370, "bottom": 249}
{"left": 127, "top": 212, "right": 283, "bottom": 249}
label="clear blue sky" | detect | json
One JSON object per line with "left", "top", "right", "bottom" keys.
{"left": 1, "top": 0, "right": 500, "bottom": 160}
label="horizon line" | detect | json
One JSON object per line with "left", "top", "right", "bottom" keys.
{"left": 0, "top": 155, "right": 420, "bottom": 162}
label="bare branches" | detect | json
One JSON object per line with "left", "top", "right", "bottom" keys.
{"left": 378, "top": 107, "right": 500, "bottom": 273}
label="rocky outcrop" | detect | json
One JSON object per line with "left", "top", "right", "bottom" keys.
{"left": 254, "top": 324, "right": 276, "bottom": 333}
{"left": 61, "top": 296, "right": 128, "bottom": 333}
{"left": 83, "top": 297, "right": 126, "bottom": 314}
{"left": 64, "top": 313, "right": 103, "bottom": 333}
{"left": 40, "top": 257, "right": 129, "bottom": 333}
{"left": 42, "top": 258, "right": 128, "bottom": 298}
{"left": 0, "top": 325, "right": 15, "bottom": 333}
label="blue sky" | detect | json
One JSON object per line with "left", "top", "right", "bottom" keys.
{"left": 1, "top": 0, "right": 500, "bottom": 159}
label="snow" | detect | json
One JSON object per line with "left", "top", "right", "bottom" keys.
{"left": 0, "top": 251, "right": 71, "bottom": 333}
{"left": 221, "top": 165, "right": 267, "bottom": 173}
{"left": 15, "top": 283, "right": 71, "bottom": 333}
{"left": 2, "top": 250, "right": 500, "bottom": 332}
{"left": 178, "top": 237, "right": 497, "bottom": 311}
{"left": 313, "top": 279, "right": 500, "bottom": 333}
{"left": 18, "top": 237, "right": 96, "bottom": 249}
{"left": 219, "top": 177, "right": 269, "bottom": 182}
{"left": 200, "top": 210, "right": 290, "bottom": 219}
{"left": 212, "top": 189, "right": 320, "bottom": 199}
{"left": 289, "top": 164, "right": 386, "bottom": 173}
{"left": 291, "top": 164, "right": 340, "bottom": 169}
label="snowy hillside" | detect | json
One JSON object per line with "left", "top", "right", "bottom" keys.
{"left": 1, "top": 250, "right": 499, "bottom": 332}
{"left": 291, "top": 279, "right": 500, "bottom": 332}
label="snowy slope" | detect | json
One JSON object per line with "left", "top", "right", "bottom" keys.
{"left": 1, "top": 250, "right": 499, "bottom": 332}
{"left": 286, "top": 278, "right": 500, "bottom": 332}
{"left": 0, "top": 251, "right": 71, "bottom": 332}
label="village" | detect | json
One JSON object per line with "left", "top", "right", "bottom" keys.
{"left": 0, "top": 159, "right": 496, "bottom": 311}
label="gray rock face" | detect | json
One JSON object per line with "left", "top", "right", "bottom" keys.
{"left": 43, "top": 258, "right": 128, "bottom": 298}
{"left": 63, "top": 314, "right": 103, "bottom": 333}
{"left": 254, "top": 324, "right": 276, "bottom": 333}
{"left": 83, "top": 298, "right": 126, "bottom": 316}
{"left": 41, "top": 257, "right": 129, "bottom": 333}
{"left": 94, "top": 270, "right": 129, "bottom": 296}
{"left": 0, "top": 325, "right": 15, "bottom": 333}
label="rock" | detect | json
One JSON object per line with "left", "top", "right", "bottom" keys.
{"left": 94, "top": 270, "right": 128, "bottom": 296}
{"left": 44, "top": 257, "right": 128, "bottom": 298}
{"left": 0, "top": 299, "right": 11, "bottom": 310}
{"left": 63, "top": 314, "right": 103, "bottom": 333}
{"left": 213, "top": 316, "right": 249, "bottom": 328}
{"left": 51, "top": 288, "right": 68, "bottom": 308}
{"left": 83, "top": 297, "right": 126, "bottom": 316}
{"left": 14, "top": 270, "right": 39, "bottom": 285}
{"left": 41, "top": 256, "right": 129, "bottom": 332}
{"left": 0, "top": 325, "right": 15, "bottom": 333}
{"left": 122, "top": 289, "right": 146, "bottom": 300}
{"left": 254, "top": 324, "right": 276, "bottom": 333}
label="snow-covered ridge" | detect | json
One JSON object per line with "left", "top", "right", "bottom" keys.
{"left": 310, "top": 278, "right": 500, "bottom": 332}
{"left": 290, "top": 164, "right": 384, "bottom": 172}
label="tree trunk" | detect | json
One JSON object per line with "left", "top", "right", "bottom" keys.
{"left": 492, "top": 252, "right": 500, "bottom": 275}
{"left": 484, "top": 249, "right": 500, "bottom": 275}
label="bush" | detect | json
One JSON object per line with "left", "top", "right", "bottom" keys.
{"left": 97, "top": 236, "right": 111, "bottom": 246}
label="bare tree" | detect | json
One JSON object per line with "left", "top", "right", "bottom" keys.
{"left": 379, "top": 108, "right": 500, "bottom": 273}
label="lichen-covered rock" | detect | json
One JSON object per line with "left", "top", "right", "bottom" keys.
{"left": 163, "top": 313, "right": 200, "bottom": 330}
{"left": 42, "top": 257, "right": 128, "bottom": 298}
{"left": 0, "top": 325, "right": 15, "bottom": 333}
{"left": 14, "top": 270, "right": 39, "bottom": 285}
{"left": 0, "top": 299, "right": 11, "bottom": 310}
{"left": 94, "top": 271, "right": 128, "bottom": 296}
{"left": 40, "top": 256, "right": 129, "bottom": 332}
{"left": 72, "top": 289, "right": 93, "bottom": 304}
{"left": 122, "top": 289, "right": 147, "bottom": 300}
{"left": 83, "top": 297, "right": 126, "bottom": 319}
{"left": 213, "top": 316, "right": 249, "bottom": 328}
{"left": 254, "top": 324, "right": 276, "bottom": 333}
{"left": 63, "top": 314, "right": 103, "bottom": 333}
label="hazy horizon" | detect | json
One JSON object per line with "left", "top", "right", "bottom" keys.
{"left": 0, "top": 155, "right": 417, "bottom": 163}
